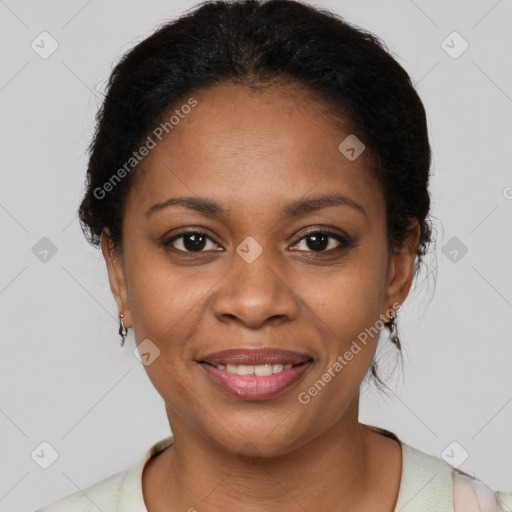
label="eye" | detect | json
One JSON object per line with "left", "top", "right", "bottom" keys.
{"left": 162, "top": 231, "right": 222, "bottom": 253}
{"left": 162, "top": 228, "right": 354, "bottom": 254}
{"left": 290, "top": 229, "right": 352, "bottom": 253}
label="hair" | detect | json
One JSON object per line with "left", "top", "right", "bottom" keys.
{"left": 78, "top": 0, "right": 434, "bottom": 393}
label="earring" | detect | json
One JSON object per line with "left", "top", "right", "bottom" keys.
{"left": 118, "top": 313, "right": 128, "bottom": 347}
{"left": 387, "top": 310, "right": 401, "bottom": 349}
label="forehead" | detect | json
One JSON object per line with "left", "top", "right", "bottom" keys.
{"left": 127, "top": 83, "right": 384, "bottom": 221}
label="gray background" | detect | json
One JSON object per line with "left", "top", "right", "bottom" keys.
{"left": 1, "top": 0, "right": 511, "bottom": 510}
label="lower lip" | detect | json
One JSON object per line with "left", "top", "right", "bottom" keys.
{"left": 200, "top": 362, "right": 312, "bottom": 400}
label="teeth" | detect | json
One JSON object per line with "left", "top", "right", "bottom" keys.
{"left": 216, "top": 362, "right": 296, "bottom": 375}
{"left": 255, "top": 364, "right": 273, "bottom": 376}
{"left": 237, "top": 365, "right": 254, "bottom": 376}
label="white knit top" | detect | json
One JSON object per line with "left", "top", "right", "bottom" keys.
{"left": 36, "top": 430, "right": 512, "bottom": 512}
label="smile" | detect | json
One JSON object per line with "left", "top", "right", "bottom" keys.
{"left": 213, "top": 362, "right": 295, "bottom": 375}
{"left": 199, "top": 361, "right": 312, "bottom": 400}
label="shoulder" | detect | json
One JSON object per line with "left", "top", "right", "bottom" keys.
{"left": 451, "top": 467, "right": 512, "bottom": 512}
{"left": 395, "top": 440, "right": 455, "bottom": 511}
{"left": 366, "top": 425, "right": 511, "bottom": 512}
{"left": 35, "top": 469, "right": 127, "bottom": 512}
{"left": 35, "top": 436, "right": 175, "bottom": 512}
{"left": 398, "top": 438, "right": 512, "bottom": 512}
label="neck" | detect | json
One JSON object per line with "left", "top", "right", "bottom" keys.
{"left": 143, "top": 397, "right": 401, "bottom": 512}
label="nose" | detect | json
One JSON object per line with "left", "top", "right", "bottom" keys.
{"left": 213, "top": 247, "right": 299, "bottom": 329}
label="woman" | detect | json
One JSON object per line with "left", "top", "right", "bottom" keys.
{"left": 37, "top": 0, "right": 511, "bottom": 510}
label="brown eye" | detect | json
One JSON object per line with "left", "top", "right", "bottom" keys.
{"left": 291, "top": 230, "right": 352, "bottom": 252}
{"left": 163, "top": 231, "right": 221, "bottom": 253}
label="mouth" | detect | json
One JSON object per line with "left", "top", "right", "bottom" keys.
{"left": 197, "top": 348, "right": 313, "bottom": 400}
{"left": 204, "top": 361, "right": 300, "bottom": 375}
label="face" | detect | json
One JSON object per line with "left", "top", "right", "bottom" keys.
{"left": 102, "top": 83, "right": 419, "bottom": 456}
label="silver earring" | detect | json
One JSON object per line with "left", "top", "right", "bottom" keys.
{"left": 118, "top": 313, "right": 128, "bottom": 347}
{"left": 387, "top": 311, "right": 401, "bottom": 348}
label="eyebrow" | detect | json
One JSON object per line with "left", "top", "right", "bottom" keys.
{"left": 145, "top": 193, "right": 366, "bottom": 218}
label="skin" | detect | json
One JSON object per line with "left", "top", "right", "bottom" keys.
{"left": 101, "top": 82, "right": 420, "bottom": 511}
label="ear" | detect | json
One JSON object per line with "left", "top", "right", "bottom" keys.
{"left": 383, "top": 219, "right": 421, "bottom": 315}
{"left": 100, "top": 229, "right": 132, "bottom": 327}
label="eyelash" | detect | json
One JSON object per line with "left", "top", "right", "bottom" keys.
{"left": 161, "top": 228, "right": 354, "bottom": 255}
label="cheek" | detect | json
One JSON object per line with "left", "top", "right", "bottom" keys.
{"left": 300, "top": 250, "right": 388, "bottom": 386}
{"left": 307, "top": 253, "right": 386, "bottom": 335}
{"left": 294, "top": 266, "right": 385, "bottom": 420}
{"left": 123, "top": 245, "right": 231, "bottom": 376}
{"left": 122, "top": 251, "right": 210, "bottom": 414}
{"left": 122, "top": 246, "right": 201, "bottom": 344}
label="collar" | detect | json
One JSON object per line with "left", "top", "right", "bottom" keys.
{"left": 117, "top": 432, "right": 454, "bottom": 511}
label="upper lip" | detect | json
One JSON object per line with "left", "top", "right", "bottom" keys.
{"left": 198, "top": 348, "right": 312, "bottom": 366}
